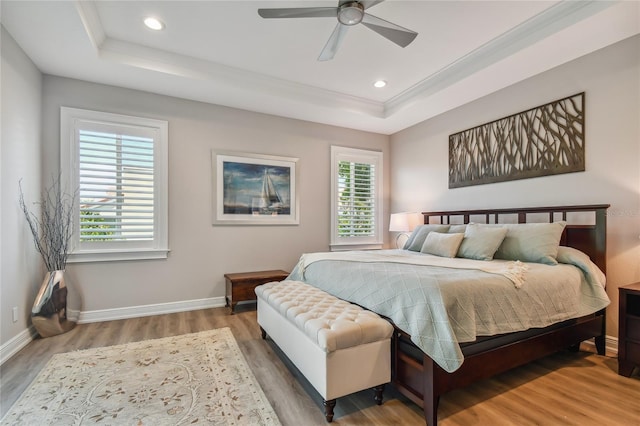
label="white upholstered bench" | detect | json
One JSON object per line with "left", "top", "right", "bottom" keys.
{"left": 255, "top": 280, "right": 393, "bottom": 422}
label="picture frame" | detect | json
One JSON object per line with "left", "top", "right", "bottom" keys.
{"left": 212, "top": 151, "right": 299, "bottom": 225}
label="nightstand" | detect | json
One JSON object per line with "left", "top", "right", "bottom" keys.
{"left": 618, "top": 282, "right": 640, "bottom": 377}
{"left": 224, "top": 270, "right": 289, "bottom": 314}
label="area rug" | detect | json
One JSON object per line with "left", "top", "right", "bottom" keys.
{"left": 1, "top": 328, "right": 281, "bottom": 425}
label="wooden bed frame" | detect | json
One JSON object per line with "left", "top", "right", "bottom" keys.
{"left": 391, "top": 204, "right": 609, "bottom": 426}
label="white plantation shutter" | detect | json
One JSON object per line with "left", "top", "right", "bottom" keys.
{"left": 331, "top": 146, "right": 383, "bottom": 250}
{"left": 61, "top": 108, "right": 169, "bottom": 262}
{"left": 337, "top": 160, "right": 375, "bottom": 236}
{"left": 78, "top": 130, "right": 155, "bottom": 242}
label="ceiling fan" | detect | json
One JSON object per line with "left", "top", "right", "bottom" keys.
{"left": 258, "top": 0, "right": 418, "bottom": 61}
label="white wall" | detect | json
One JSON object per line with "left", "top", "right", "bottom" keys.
{"left": 390, "top": 34, "right": 640, "bottom": 337}
{"left": 39, "top": 76, "right": 389, "bottom": 317}
{"left": 0, "top": 27, "right": 43, "bottom": 347}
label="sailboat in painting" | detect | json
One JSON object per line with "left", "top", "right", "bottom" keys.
{"left": 254, "top": 169, "right": 283, "bottom": 215}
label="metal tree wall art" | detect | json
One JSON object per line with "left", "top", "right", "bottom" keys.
{"left": 449, "top": 92, "right": 585, "bottom": 188}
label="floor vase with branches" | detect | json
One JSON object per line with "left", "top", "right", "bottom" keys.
{"left": 19, "top": 178, "right": 76, "bottom": 337}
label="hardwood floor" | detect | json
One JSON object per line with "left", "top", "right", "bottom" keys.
{"left": 2, "top": 305, "right": 639, "bottom": 425}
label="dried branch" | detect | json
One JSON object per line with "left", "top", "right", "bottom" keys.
{"left": 18, "top": 177, "right": 76, "bottom": 271}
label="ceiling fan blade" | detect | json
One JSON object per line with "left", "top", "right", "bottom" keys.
{"left": 258, "top": 7, "right": 337, "bottom": 19}
{"left": 361, "top": 13, "right": 418, "bottom": 47}
{"left": 318, "top": 23, "right": 349, "bottom": 61}
{"left": 360, "top": 0, "right": 385, "bottom": 10}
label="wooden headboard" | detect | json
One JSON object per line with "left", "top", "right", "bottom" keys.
{"left": 421, "top": 204, "right": 610, "bottom": 273}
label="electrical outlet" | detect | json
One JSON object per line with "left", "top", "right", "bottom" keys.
{"left": 12, "top": 307, "right": 18, "bottom": 323}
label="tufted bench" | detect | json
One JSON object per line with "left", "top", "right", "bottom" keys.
{"left": 255, "top": 280, "right": 393, "bottom": 422}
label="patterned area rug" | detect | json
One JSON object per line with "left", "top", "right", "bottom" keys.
{"left": 1, "top": 328, "right": 281, "bottom": 425}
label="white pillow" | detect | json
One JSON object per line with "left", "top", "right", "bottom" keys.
{"left": 491, "top": 221, "right": 567, "bottom": 265}
{"left": 420, "top": 232, "right": 465, "bottom": 258}
{"left": 457, "top": 223, "right": 508, "bottom": 261}
{"left": 448, "top": 224, "right": 467, "bottom": 234}
{"left": 404, "top": 224, "right": 451, "bottom": 251}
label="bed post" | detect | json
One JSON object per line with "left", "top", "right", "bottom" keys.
{"left": 595, "top": 308, "right": 607, "bottom": 355}
{"left": 594, "top": 206, "right": 608, "bottom": 356}
{"left": 422, "top": 356, "right": 439, "bottom": 426}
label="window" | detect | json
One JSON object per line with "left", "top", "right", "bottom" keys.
{"left": 330, "top": 146, "right": 383, "bottom": 250}
{"left": 61, "top": 107, "right": 169, "bottom": 262}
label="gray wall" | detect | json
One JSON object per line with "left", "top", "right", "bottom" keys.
{"left": 3, "top": 28, "right": 637, "bottom": 350}
{"left": 39, "top": 76, "right": 390, "bottom": 317}
{"left": 1, "top": 27, "right": 43, "bottom": 347}
{"left": 390, "top": 35, "right": 640, "bottom": 337}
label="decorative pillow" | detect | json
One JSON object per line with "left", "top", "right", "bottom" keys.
{"left": 448, "top": 224, "right": 467, "bottom": 234}
{"left": 457, "top": 224, "right": 508, "bottom": 261}
{"left": 492, "top": 221, "right": 567, "bottom": 265}
{"left": 404, "top": 225, "right": 451, "bottom": 251}
{"left": 420, "top": 232, "right": 465, "bottom": 258}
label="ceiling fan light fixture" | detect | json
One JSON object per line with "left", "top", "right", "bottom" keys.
{"left": 338, "top": 2, "right": 364, "bottom": 26}
{"left": 257, "top": 0, "right": 418, "bottom": 61}
{"left": 373, "top": 80, "right": 387, "bottom": 88}
{"left": 144, "top": 17, "right": 165, "bottom": 31}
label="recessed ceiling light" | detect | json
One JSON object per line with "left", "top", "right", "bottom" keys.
{"left": 373, "top": 80, "right": 387, "bottom": 88}
{"left": 144, "top": 17, "right": 164, "bottom": 31}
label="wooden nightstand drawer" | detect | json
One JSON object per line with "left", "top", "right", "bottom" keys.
{"left": 627, "top": 341, "right": 640, "bottom": 361}
{"left": 627, "top": 316, "right": 640, "bottom": 341}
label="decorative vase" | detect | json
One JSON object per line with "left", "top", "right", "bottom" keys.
{"left": 31, "top": 270, "right": 76, "bottom": 337}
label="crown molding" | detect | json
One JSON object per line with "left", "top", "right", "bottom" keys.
{"left": 384, "top": 0, "right": 615, "bottom": 117}
{"left": 73, "top": 0, "right": 625, "bottom": 128}
{"left": 74, "top": 1, "right": 384, "bottom": 119}
{"left": 74, "top": 0, "right": 105, "bottom": 50}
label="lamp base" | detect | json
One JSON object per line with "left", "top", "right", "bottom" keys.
{"left": 395, "top": 233, "right": 409, "bottom": 249}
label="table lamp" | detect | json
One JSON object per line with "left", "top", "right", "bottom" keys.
{"left": 390, "top": 212, "right": 422, "bottom": 248}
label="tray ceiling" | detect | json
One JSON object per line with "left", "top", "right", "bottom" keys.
{"left": 1, "top": 1, "right": 638, "bottom": 134}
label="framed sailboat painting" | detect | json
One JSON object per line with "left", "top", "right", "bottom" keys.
{"left": 212, "top": 151, "right": 299, "bottom": 225}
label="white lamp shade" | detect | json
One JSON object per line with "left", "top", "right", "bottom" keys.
{"left": 407, "top": 212, "right": 422, "bottom": 230}
{"left": 389, "top": 212, "right": 422, "bottom": 232}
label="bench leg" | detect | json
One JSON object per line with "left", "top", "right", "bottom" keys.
{"left": 373, "top": 384, "right": 385, "bottom": 405}
{"left": 323, "top": 399, "right": 336, "bottom": 422}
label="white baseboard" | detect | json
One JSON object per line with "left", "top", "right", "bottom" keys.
{"left": 582, "top": 335, "right": 618, "bottom": 356}
{"left": 70, "top": 296, "right": 227, "bottom": 324}
{"left": 0, "top": 326, "right": 37, "bottom": 365}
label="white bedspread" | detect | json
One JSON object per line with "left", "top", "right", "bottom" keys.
{"left": 289, "top": 249, "right": 610, "bottom": 372}
{"left": 300, "top": 250, "right": 530, "bottom": 288}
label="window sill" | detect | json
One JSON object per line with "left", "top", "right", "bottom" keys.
{"left": 67, "top": 248, "right": 170, "bottom": 263}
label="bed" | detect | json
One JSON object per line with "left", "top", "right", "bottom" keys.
{"left": 288, "top": 204, "right": 610, "bottom": 425}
